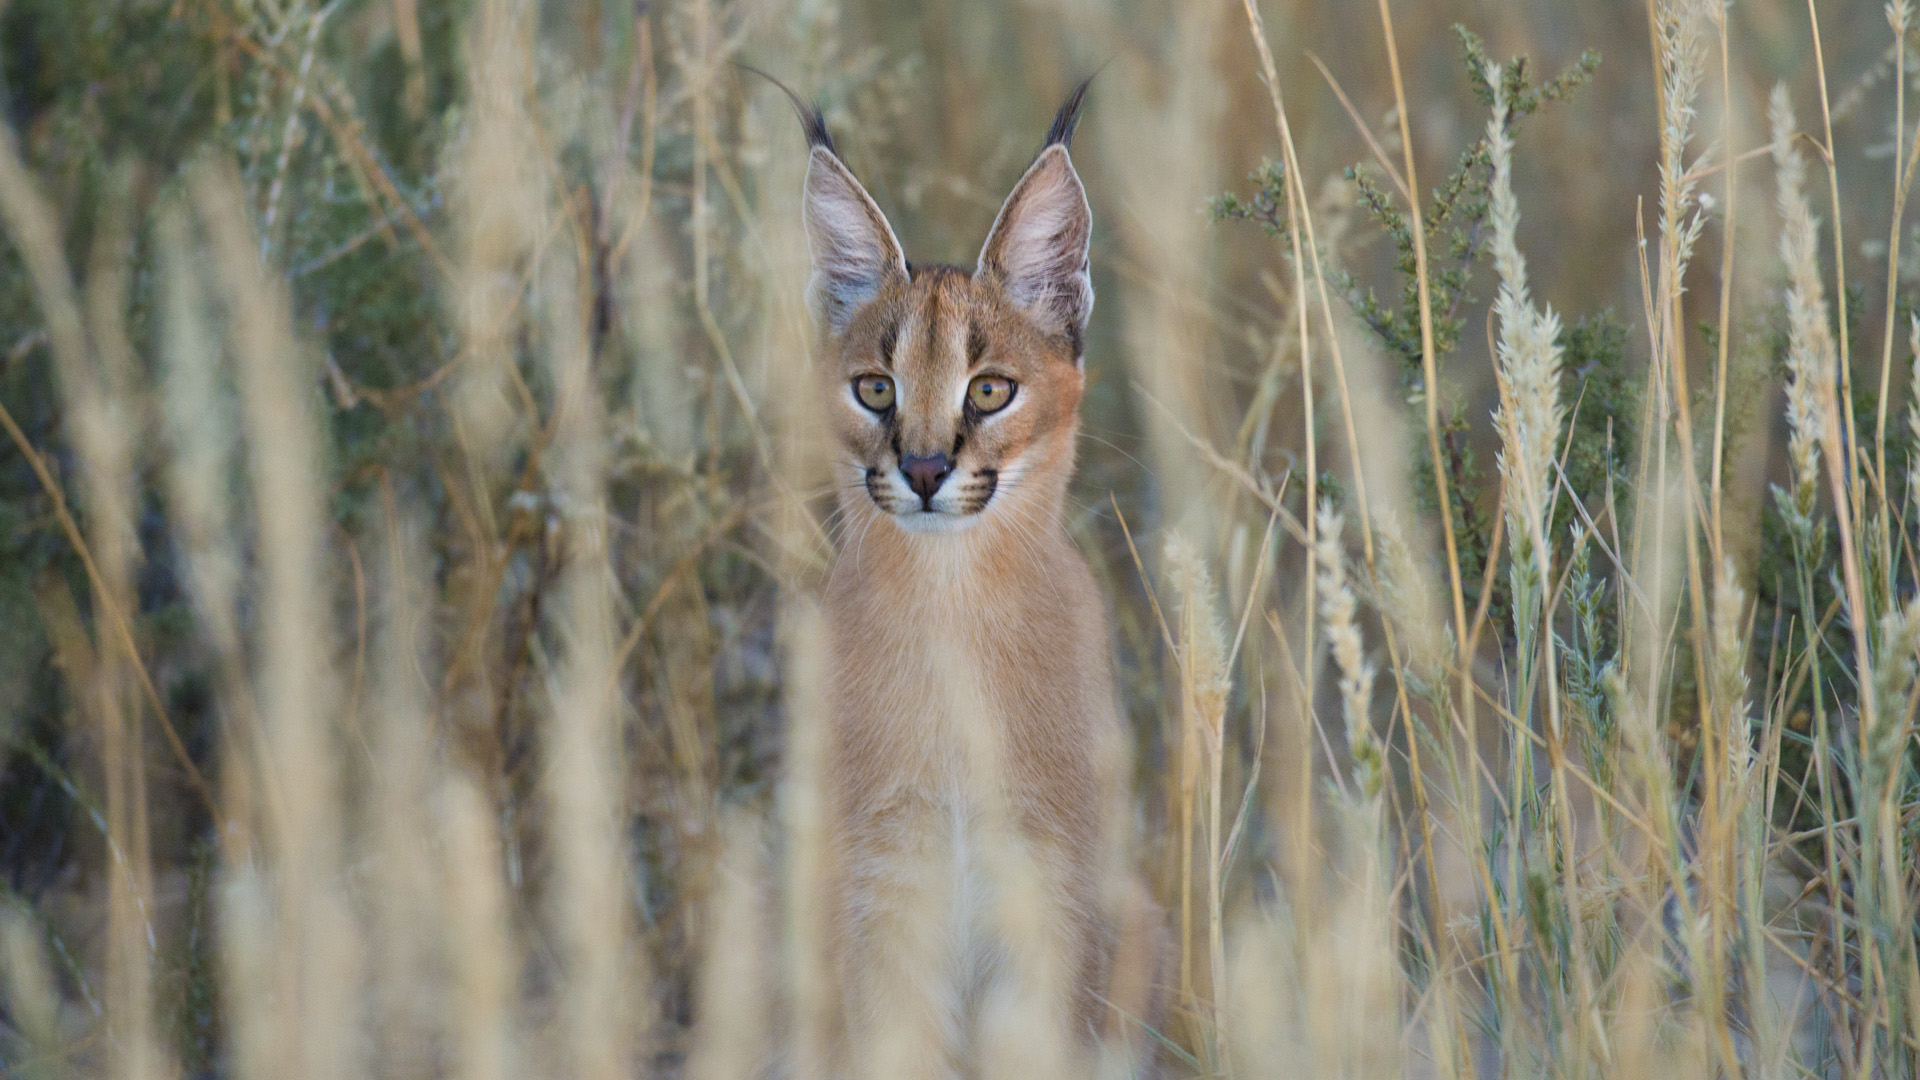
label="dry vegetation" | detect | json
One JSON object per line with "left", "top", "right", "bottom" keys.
{"left": 0, "top": 0, "right": 1918, "bottom": 1075}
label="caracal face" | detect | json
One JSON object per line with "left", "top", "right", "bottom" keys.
{"left": 827, "top": 264, "right": 1085, "bottom": 534}
{"left": 797, "top": 86, "right": 1095, "bottom": 537}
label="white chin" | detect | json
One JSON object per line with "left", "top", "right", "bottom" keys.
{"left": 891, "top": 509, "right": 979, "bottom": 533}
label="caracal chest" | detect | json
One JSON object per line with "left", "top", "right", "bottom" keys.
{"left": 845, "top": 589, "right": 1030, "bottom": 795}
{"left": 830, "top": 584, "right": 1079, "bottom": 963}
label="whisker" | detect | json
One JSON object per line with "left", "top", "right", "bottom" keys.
{"left": 1077, "top": 429, "right": 1159, "bottom": 481}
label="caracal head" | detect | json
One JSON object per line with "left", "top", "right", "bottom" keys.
{"left": 785, "top": 79, "right": 1096, "bottom": 535}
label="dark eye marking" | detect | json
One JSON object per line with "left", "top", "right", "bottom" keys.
{"left": 967, "top": 322, "right": 988, "bottom": 365}
{"left": 880, "top": 321, "right": 900, "bottom": 366}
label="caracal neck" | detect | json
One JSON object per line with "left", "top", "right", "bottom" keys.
{"left": 827, "top": 491, "right": 1077, "bottom": 612}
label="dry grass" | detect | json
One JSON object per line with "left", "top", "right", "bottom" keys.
{"left": 0, "top": 0, "right": 1916, "bottom": 1076}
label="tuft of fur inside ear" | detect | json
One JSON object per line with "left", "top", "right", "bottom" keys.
{"left": 975, "top": 144, "right": 1094, "bottom": 356}
{"left": 803, "top": 147, "right": 908, "bottom": 335}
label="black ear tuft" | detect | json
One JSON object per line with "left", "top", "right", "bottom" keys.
{"left": 1043, "top": 74, "right": 1097, "bottom": 150}
{"left": 736, "top": 62, "right": 836, "bottom": 154}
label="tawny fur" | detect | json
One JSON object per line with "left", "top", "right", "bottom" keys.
{"left": 789, "top": 81, "right": 1164, "bottom": 1076}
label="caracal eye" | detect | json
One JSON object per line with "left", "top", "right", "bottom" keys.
{"left": 967, "top": 374, "right": 1016, "bottom": 414}
{"left": 854, "top": 374, "right": 895, "bottom": 412}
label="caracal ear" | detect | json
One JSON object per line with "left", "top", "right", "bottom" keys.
{"left": 976, "top": 79, "right": 1095, "bottom": 357}
{"left": 742, "top": 65, "right": 910, "bottom": 334}
{"left": 803, "top": 145, "right": 909, "bottom": 335}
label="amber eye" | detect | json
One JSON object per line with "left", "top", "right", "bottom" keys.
{"left": 854, "top": 375, "right": 895, "bottom": 412}
{"left": 967, "top": 375, "right": 1016, "bottom": 414}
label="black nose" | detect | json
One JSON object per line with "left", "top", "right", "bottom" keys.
{"left": 900, "top": 453, "right": 953, "bottom": 504}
